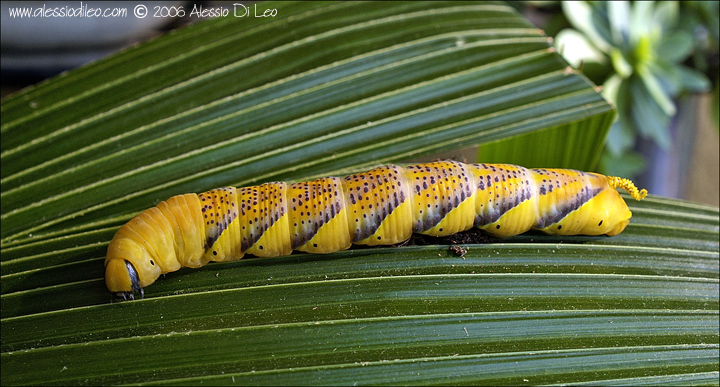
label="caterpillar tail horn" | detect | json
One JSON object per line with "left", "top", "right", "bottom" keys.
{"left": 607, "top": 176, "right": 648, "bottom": 201}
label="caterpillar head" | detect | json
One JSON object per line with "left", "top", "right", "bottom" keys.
{"left": 104, "top": 258, "right": 143, "bottom": 300}
{"left": 105, "top": 210, "right": 170, "bottom": 299}
{"left": 105, "top": 233, "right": 163, "bottom": 300}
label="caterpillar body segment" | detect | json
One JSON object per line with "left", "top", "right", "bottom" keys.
{"left": 105, "top": 161, "right": 646, "bottom": 298}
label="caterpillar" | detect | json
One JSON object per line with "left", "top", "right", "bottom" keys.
{"left": 105, "top": 161, "right": 646, "bottom": 299}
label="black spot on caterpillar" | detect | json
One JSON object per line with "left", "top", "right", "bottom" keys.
{"left": 105, "top": 161, "right": 646, "bottom": 299}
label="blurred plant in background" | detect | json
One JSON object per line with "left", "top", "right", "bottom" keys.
{"left": 555, "top": 1, "right": 716, "bottom": 177}
{"left": 520, "top": 1, "right": 718, "bottom": 181}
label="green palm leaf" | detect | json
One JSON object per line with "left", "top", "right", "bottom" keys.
{"left": 2, "top": 2, "right": 717, "bottom": 385}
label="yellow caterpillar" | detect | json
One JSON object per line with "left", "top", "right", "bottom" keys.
{"left": 105, "top": 161, "right": 647, "bottom": 299}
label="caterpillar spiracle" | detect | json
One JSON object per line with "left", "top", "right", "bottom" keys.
{"left": 105, "top": 161, "right": 647, "bottom": 299}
